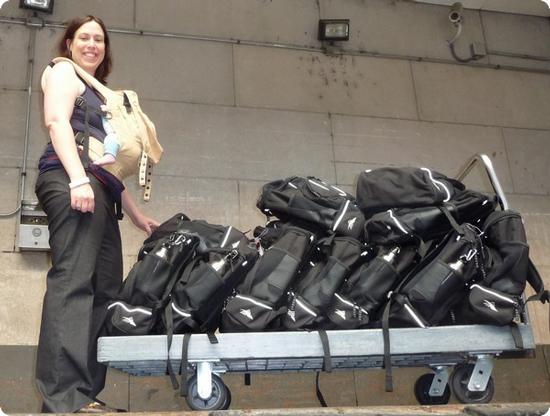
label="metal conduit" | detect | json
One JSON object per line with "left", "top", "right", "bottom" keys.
{"left": 1, "top": 16, "right": 550, "bottom": 74}
{"left": 0, "top": 19, "right": 36, "bottom": 217}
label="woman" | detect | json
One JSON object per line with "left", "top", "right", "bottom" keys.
{"left": 36, "top": 16, "right": 159, "bottom": 413}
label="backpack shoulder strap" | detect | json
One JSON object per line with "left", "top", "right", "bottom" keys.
{"left": 525, "top": 259, "right": 549, "bottom": 304}
{"left": 50, "top": 57, "right": 112, "bottom": 98}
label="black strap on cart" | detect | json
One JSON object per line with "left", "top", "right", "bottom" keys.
{"left": 179, "top": 333, "right": 192, "bottom": 396}
{"left": 315, "top": 330, "right": 332, "bottom": 407}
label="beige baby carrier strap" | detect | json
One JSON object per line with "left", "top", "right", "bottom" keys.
{"left": 45, "top": 57, "right": 163, "bottom": 201}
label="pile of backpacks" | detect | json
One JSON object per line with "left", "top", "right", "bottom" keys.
{"left": 105, "top": 167, "right": 548, "bottom": 338}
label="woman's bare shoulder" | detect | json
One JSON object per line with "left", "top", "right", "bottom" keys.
{"left": 43, "top": 61, "right": 83, "bottom": 93}
{"left": 48, "top": 61, "right": 78, "bottom": 79}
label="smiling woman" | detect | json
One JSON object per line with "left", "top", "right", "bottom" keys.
{"left": 66, "top": 21, "right": 106, "bottom": 77}
{"left": 58, "top": 16, "right": 111, "bottom": 84}
{"left": 35, "top": 15, "right": 159, "bottom": 414}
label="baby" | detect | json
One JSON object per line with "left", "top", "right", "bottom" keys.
{"left": 93, "top": 105, "right": 120, "bottom": 166}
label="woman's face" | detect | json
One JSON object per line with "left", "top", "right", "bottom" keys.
{"left": 66, "top": 20, "right": 106, "bottom": 76}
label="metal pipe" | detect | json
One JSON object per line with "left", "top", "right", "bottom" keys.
{"left": 1, "top": 16, "right": 550, "bottom": 75}
{"left": 0, "top": 19, "right": 37, "bottom": 217}
{"left": 455, "top": 153, "right": 509, "bottom": 210}
{"left": 486, "top": 49, "right": 550, "bottom": 62}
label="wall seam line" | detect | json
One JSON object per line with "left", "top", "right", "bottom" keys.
{"left": 409, "top": 61, "right": 421, "bottom": 121}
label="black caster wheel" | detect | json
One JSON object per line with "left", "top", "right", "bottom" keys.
{"left": 414, "top": 373, "right": 451, "bottom": 405}
{"left": 185, "top": 374, "right": 231, "bottom": 410}
{"left": 451, "top": 364, "right": 495, "bottom": 404}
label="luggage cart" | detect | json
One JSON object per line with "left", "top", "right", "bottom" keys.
{"left": 97, "top": 153, "right": 538, "bottom": 410}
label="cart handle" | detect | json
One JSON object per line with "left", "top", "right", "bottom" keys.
{"left": 456, "top": 154, "right": 509, "bottom": 211}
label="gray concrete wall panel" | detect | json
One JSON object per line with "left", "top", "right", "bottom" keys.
{"left": 0, "top": 91, "right": 27, "bottom": 168}
{"left": 0, "top": 346, "right": 41, "bottom": 413}
{"left": 135, "top": 0, "right": 319, "bottom": 48}
{"left": 237, "top": 180, "right": 268, "bottom": 233}
{"left": 482, "top": 11, "right": 550, "bottom": 71}
{"left": 320, "top": 0, "right": 486, "bottom": 64}
{"left": 503, "top": 128, "right": 550, "bottom": 195}
{"left": 527, "top": 265, "right": 550, "bottom": 344}
{"left": 32, "top": 28, "right": 236, "bottom": 104}
{"left": 23, "top": 168, "right": 39, "bottom": 201}
{"left": 234, "top": 45, "right": 418, "bottom": 119}
{"left": 0, "top": 23, "right": 31, "bottom": 90}
{"left": 46, "top": 0, "right": 134, "bottom": 29}
{"left": 28, "top": 93, "right": 49, "bottom": 168}
{"left": 0, "top": 168, "right": 19, "bottom": 252}
{"left": 107, "top": 35, "right": 235, "bottom": 104}
{"left": 508, "top": 195, "right": 550, "bottom": 267}
{"left": 481, "top": 12, "right": 550, "bottom": 60}
{"left": 0, "top": 252, "right": 47, "bottom": 345}
{"left": 524, "top": 212, "right": 550, "bottom": 269}
{"left": 0, "top": 0, "right": 134, "bottom": 28}
{"left": 332, "top": 114, "right": 512, "bottom": 190}
{"left": 413, "top": 62, "right": 550, "bottom": 129}
{"left": 143, "top": 100, "right": 335, "bottom": 181}
{"left": 0, "top": 0, "right": 27, "bottom": 18}
{"left": 31, "top": 27, "right": 62, "bottom": 91}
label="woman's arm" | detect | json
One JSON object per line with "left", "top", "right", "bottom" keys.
{"left": 121, "top": 189, "right": 160, "bottom": 235}
{"left": 43, "top": 62, "right": 95, "bottom": 213}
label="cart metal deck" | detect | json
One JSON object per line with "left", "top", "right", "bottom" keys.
{"left": 98, "top": 325, "right": 534, "bottom": 376}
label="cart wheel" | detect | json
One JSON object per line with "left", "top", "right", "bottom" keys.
{"left": 221, "top": 384, "right": 232, "bottom": 409}
{"left": 186, "top": 374, "right": 230, "bottom": 410}
{"left": 451, "top": 364, "right": 495, "bottom": 404}
{"left": 414, "top": 373, "right": 451, "bottom": 405}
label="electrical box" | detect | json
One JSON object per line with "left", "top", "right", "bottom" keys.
{"left": 18, "top": 200, "right": 50, "bottom": 251}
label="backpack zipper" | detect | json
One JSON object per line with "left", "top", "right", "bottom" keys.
{"left": 470, "top": 284, "right": 518, "bottom": 305}
{"left": 421, "top": 167, "right": 451, "bottom": 202}
{"left": 332, "top": 200, "right": 351, "bottom": 231}
{"left": 171, "top": 302, "right": 192, "bottom": 318}
{"left": 295, "top": 297, "right": 318, "bottom": 317}
{"left": 107, "top": 301, "right": 152, "bottom": 316}
{"left": 308, "top": 178, "right": 330, "bottom": 191}
{"left": 235, "top": 294, "right": 273, "bottom": 310}
{"left": 334, "top": 293, "right": 369, "bottom": 316}
{"left": 404, "top": 303, "right": 427, "bottom": 328}
{"left": 387, "top": 209, "right": 409, "bottom": 234}
{"left": 220, "top": 226, "right": 233, "bottom": 248}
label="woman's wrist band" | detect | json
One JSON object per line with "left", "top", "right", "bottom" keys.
{"left": 69, "top": 177, "right": 90, "bottom": 189}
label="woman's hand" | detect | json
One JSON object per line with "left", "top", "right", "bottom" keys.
{"left": 71, "top": 183, "right": 95, "bottom": 213}
{"left": 121, "top": 189, "right": 159, "bottom": 236}
{"left": 130, "top": 213, "right": 160, "bottom": 236}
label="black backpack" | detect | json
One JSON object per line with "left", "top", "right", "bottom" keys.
{"left": 105, "top": 227, "right": 200, "bottom": 336}
{"left": 167, "top": 222, "right": 258, "bottom": 334}
{"left": 364, "top": 189, "right": 497, "bottom": 246}
{"left": 455, "top": 210, "right": 549, "bottom": 326}
{"left": 281, "top": 235, "right": 367, "bottom": 330}
{"left": 257, "top": 176, "right": 365, "bottom": 238}
{"left": 220, "top": 224, "right": 316, "bottom": 332}
{"left": 387, "top": 223, "right": 488, "bottom": 328}
{"left": 356, "top": 166, "right": 464, "bottom": 216}
{"left": 105, "top": 214, "right": 257, "bottom": 336}
{"left": 327, "top": 244, "right": 418, "bottom": 329}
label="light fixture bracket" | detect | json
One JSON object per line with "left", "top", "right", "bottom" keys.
{"left": 19, "top": 0, "right": 54, "bottom": 14}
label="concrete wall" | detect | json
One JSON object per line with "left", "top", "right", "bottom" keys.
{"left": 1, "top": 0, "right": 549, "bottom": 411}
